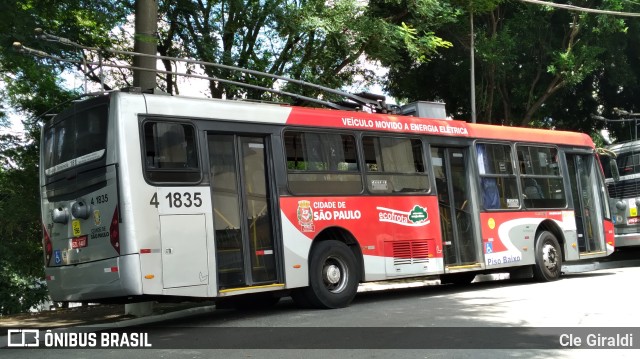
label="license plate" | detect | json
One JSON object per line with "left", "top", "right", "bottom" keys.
{"left": 71, "top": 236, "right": 88, "bottom": 249}
{"left": 72, "top": 219, "right": 82, "bottom": 236}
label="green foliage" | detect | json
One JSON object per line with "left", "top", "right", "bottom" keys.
{"left": 397, "top": 22, "right": 453, "bottom": 63}
{"left": 156, "top": 0, "right": 459, "bottom": 100}
{"left": 0, "top": 0, "right": 131, "bottom": 315}
{"left": 385, "top": 1, "right": 633, "bottom": 129}
{"left": 0, "top": 133, "right": 47, "bottom": 315}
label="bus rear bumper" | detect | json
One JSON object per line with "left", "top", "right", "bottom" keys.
{"left": 615, "top": 233, "right": 640, "bottom": 248}
{"left": 45, "top": 254, "right": 143, "bottom": 302}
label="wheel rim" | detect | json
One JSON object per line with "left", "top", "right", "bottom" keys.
{"left": 542, "top": 240, "right": 559, "bottom": 272}
{"left": 322, "top": 255, "right": 349, "bottom": 293}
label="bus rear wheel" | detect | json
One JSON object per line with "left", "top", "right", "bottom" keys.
{"left": 533, "top": 231, "right": 562, "bottom": 282}
{"left": 293, "top": 240, "right": 359, "bottom": 309}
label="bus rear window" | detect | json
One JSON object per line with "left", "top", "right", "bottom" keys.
{"left": 44, "top": 104, "right": 108, "bottom": 176}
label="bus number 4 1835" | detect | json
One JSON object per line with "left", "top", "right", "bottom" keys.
{"left": 149, "top": 192, "right": 203, "bottom": 209}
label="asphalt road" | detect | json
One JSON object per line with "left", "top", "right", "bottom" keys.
{"left": 4, "top": 248, "right": 640, "bottom": 358}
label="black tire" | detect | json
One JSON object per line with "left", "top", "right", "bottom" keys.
{"left": 533, "top": 231, "right": 562, "bottom": 282}
{"left": 293, "top": 240, "right": 359, "bottom": 309}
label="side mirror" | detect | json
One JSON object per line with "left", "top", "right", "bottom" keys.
{"left": 610, "top": 158, "right": 620, "bottom": 182}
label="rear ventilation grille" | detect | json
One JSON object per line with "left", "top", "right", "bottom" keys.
{"left": 393, "top": 240, "right": 430, "bottom": 266}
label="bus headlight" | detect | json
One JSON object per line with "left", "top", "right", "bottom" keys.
{"left": 51, "top": 207, "right": 69, "bottom": 224}
{"left": 616, "top": 201, "right": 627, "bottom": 211}
{"left": 71, "top": 199, "right": 92, "bottom": 220}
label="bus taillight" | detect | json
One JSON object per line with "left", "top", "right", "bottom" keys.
{"left": 110, "top": 207, "right": 120, "bottom": 254}
{"left": 43, "top": 224, "right": 52, "bottom": 266}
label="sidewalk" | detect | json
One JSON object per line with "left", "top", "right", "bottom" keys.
{"left": 0, "top": 279, "right": 438, "bottom": 331}
{"left": 0, "top": 302, "right": 218, "bottom": 348}
{"left": 0, "top": 301, "right": 216, "bottom": 330}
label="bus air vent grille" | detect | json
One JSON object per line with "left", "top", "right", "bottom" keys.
{"left": 393, "top": 240, "right": 430, "bottom": 266}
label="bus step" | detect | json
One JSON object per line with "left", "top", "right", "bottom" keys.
{"left": 561, "top": 263, "right": 598, "bottom": 274}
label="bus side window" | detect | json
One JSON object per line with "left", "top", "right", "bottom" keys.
{"left": 284, "top": 131, "right": 362, "bottom": 195}
{"left": 143, "top": 121, "right": 201, "bottom": 183}
{"left": 517, "top": 145, "right": 566, "bottom": 209}
{"left": 477, "top": 143, "right": 518, "bottom": 210}
{"left": 363, "top": 136, "right": 429, "bottom": 194}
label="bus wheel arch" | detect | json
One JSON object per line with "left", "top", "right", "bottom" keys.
{"left": 292, "top": 227, "right": 362, "bottom": 309}
{"left": 532, "top": 220, "right": 564, "bottom": 282}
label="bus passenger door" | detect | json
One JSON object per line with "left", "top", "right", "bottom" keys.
{"left": 566, "top": 153, "right": 605, "bottom": 255}
{"left": 431, "top": 147, "right": 480, "bottom": 268}
{"left": 207, "top": 134, "right": 279, "bottom": 290}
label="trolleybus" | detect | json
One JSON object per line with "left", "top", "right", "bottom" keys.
{"left": 603, "top": 140, "right": 640, "bottom": 248}
{"left": 40, "top": 88, "right": 614, "bottom": 309}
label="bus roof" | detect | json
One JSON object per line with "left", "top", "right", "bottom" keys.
{"left": 607, "top": 140, "right": 640, "bottom": 153}
{"left": 116, "top": 91, "right": 595, "bottom": 149}
{"left": 286, "top": 106, "right": 595, "bottom": 148}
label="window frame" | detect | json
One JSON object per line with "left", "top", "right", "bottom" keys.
{"left": 362, "top": 134, "right": 430, "bottom": 195}
{"left": 43, "top": 101, "right": 109, "bottom": 177}
{"left": 140, "top": 118, "right": 202, "bottom": 185}
{"left": 283, "top": 129, "right": 363, "bottom": 195}
{"left": 475, "top": 141, "right": 520, "bottom": 211}
{"left": 516, "top": 144, "right": 567, "bottom": 210}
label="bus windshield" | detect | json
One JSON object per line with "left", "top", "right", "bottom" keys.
{"left": 43, "top": 102, "right": 109, "bottom": 176}
{"left": 613, "top": 151, "right": 640, "bottom": 177}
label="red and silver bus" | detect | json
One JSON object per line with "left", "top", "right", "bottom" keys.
{"left": 40, "top": 90, "right": 614, "bottom": 308}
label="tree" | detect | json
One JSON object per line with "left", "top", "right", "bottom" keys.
{"left": 0, "top": 0, "right": 458, "bottom": 314}
{"left": 0, "top": 0, "right": 132, "bottom": 315}
{"left": 152, "top": 0, "right": 458, "bottom": 102}
{"left": 385, "top": 1, "right": 631, "bottom": 128}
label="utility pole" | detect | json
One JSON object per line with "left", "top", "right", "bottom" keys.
{"left": 470, "top": 10, "right": 477, "bottom": 123}
{"left": 127, "top": 0, "right": 158, "bottom": 318}
{"left": 133, "top": 0, "right": 158, "bottom": 91}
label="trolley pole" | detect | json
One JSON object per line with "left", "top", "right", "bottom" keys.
{"left": 133, "top": 0, "right": 158, "bottom": 91}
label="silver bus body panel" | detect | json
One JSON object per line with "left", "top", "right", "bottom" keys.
{"left": 605, "top": 141, "right": 640, "bottom": 248}
{"left": 115, "top": 93, "right": 218, "bottom": 297}
{"left": 113, "top": 92, "right": 295, "bottom": 298}
{"left": 44, "top": 255, "right": 143, "bottom": 301}
{"left": 41, "top": 165, "right": 120, "bottom": 265}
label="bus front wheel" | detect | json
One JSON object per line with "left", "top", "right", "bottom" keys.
{"left": 293, "top": 240, "right": 359, "bottom": 309}
{"left": 533, "top": 231, "right": 562, "bottom": 282}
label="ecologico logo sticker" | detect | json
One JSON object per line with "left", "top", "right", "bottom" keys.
{"left": 377, "top": 205, "right": 430, "bottom": 226}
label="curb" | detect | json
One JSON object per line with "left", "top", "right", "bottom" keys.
{"left": 1, "top": 305, "right": 217, "bottom": 348}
